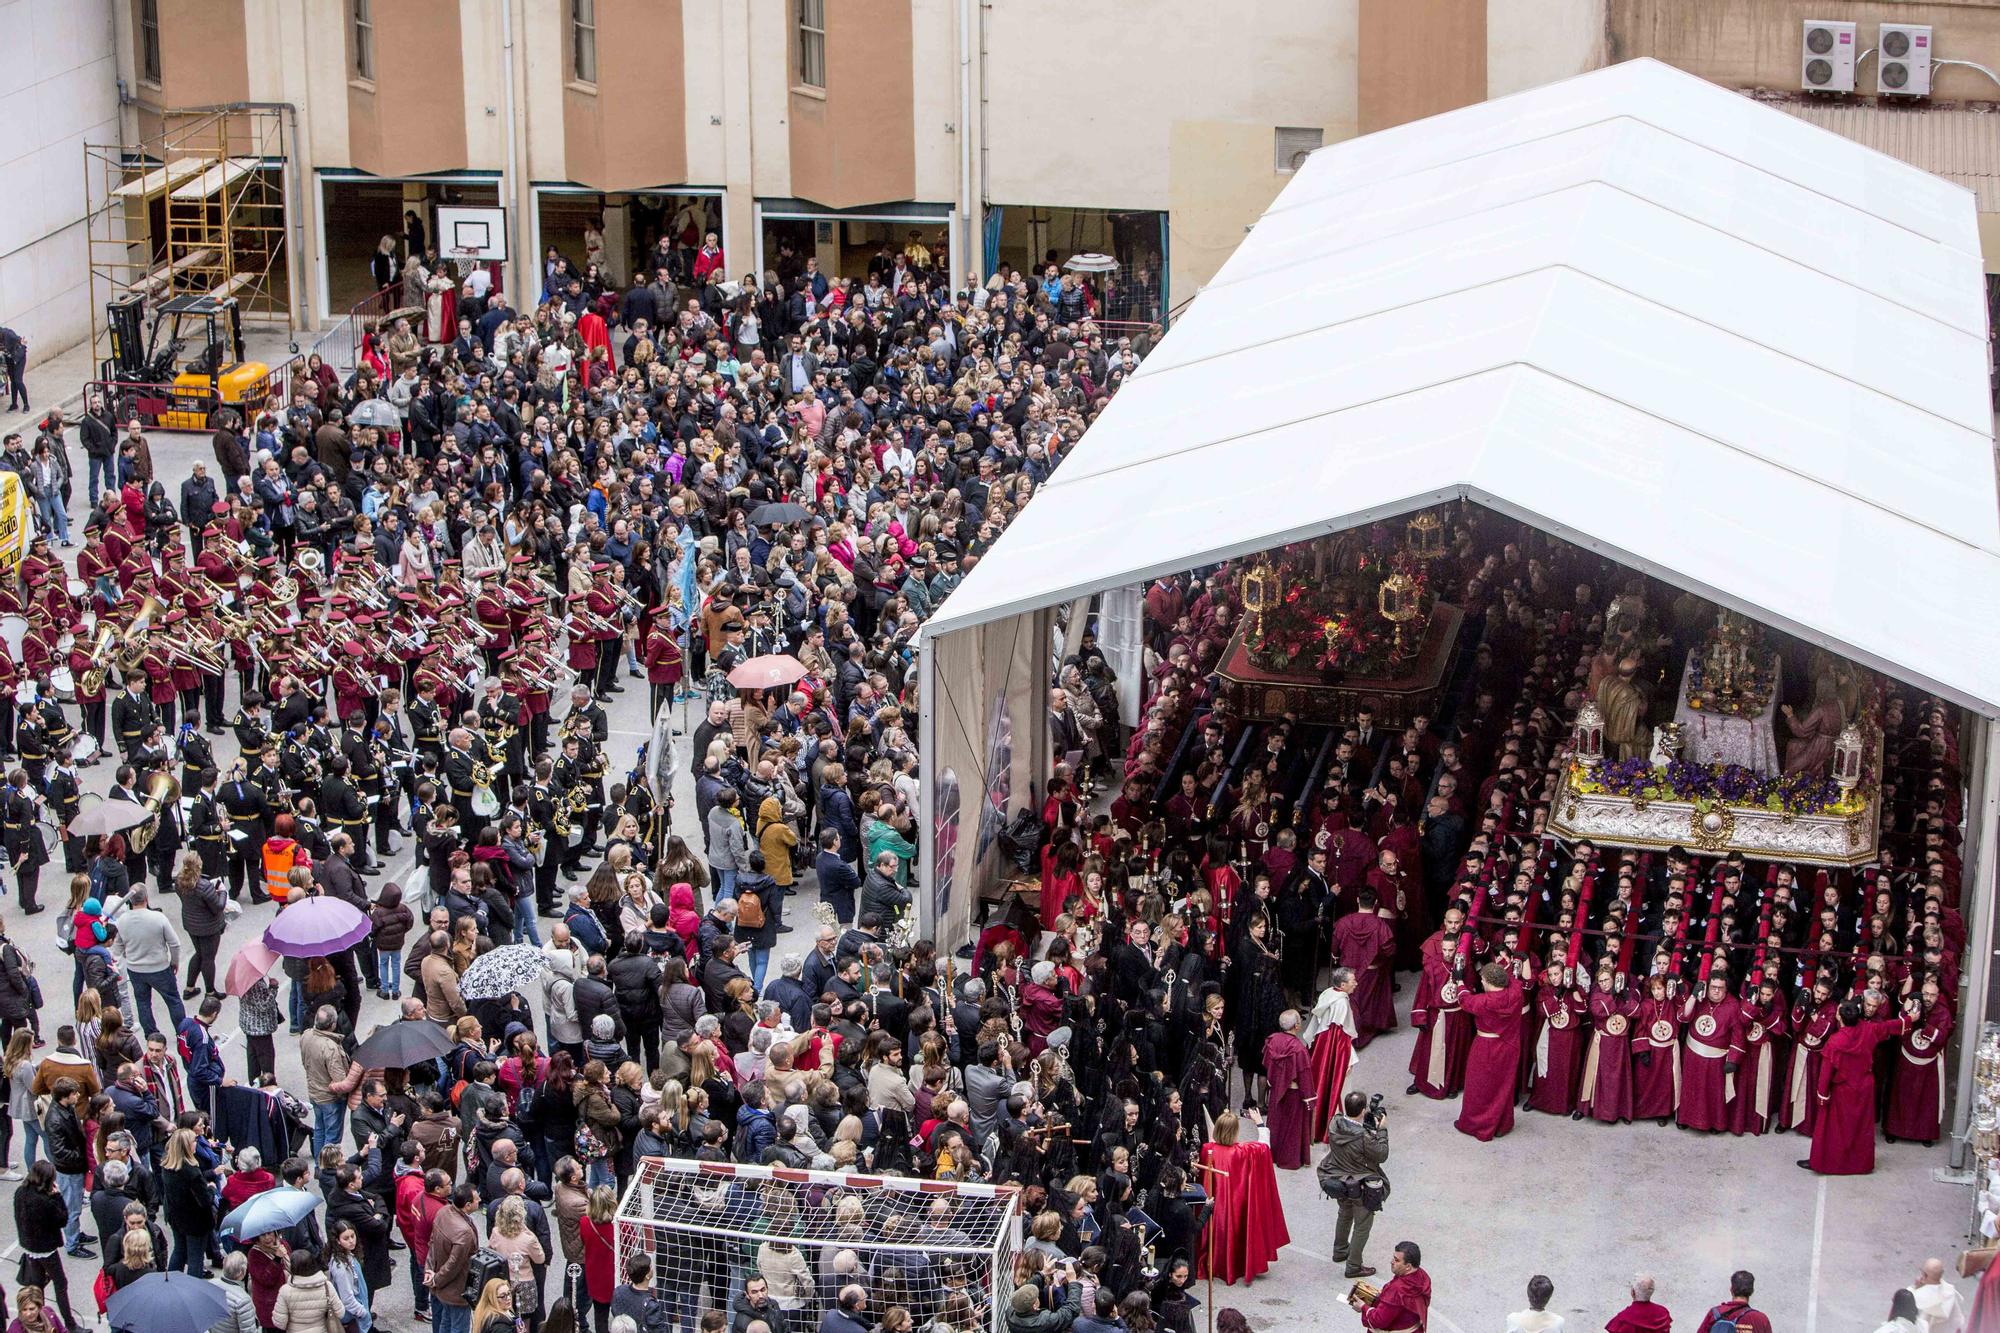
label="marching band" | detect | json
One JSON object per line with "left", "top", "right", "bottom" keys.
{"left": 0, "top": 497, "right": 670, "bottom": 913}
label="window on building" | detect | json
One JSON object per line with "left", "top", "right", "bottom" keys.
{"left": 352, "top": 0, "right": 373, "bottom": 80}
{"left": 1274, "top": 126, "right": 1324, "bottom": 173}
{"left": 137, "top": 0, "right": 161, "bottom": 83}
{"left": 572, "top": 0, "right": 598, "bottom": 84}
{"left": 796, "top": 0, "right": 826, "bottom": 90}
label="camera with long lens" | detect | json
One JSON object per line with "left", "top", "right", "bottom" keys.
{"left": 1364, "top": 1091, "right": 1386, "bottom": 1126}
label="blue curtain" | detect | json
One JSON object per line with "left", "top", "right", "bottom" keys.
{"left": 983, "top": 207, "right": 1004, "bottom": 275}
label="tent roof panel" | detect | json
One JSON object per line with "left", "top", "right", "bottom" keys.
{"left": 924, "top": 60, "right": 2000, "bottom": 713}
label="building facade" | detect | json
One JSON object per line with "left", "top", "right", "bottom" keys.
{"left": 9, "top": 0, "right": 2000, "bottom": 363}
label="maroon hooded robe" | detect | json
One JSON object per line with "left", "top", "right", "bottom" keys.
{"left": 1454, "top": 975, "right": 1526, "bottom": 1141}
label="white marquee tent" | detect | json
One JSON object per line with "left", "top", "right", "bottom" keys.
{"left": 915, "top": 58, "right": 2000, "bottom": 1151}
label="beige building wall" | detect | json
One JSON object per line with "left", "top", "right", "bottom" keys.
{"left": 983, "top": 0, "right": 1359, "bottom": 215}
{"left": 1489, "top": 0, "right": 1607, "bottom": 97}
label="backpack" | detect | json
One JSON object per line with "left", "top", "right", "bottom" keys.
{"left": 735, "top": 885, "right": 765, "bottom": 930}
{"left": 1706, "top": 1303, "right": 1750, "bottom": 1333}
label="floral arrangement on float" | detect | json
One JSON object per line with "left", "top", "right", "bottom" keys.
{"left": 1569, "top": 755, "right": 1865, "bottom": 818}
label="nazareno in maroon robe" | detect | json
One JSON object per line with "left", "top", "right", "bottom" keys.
{"left": 1885, "top": 1003, "right": 1952, "bottom": 1144}
{"left": 1808, "top": 1015, "right": 1909, "bottom": 1175}
{"left": 1260, "top": 1030, "right": 1314, "bottom": 1170}
{"left": 1631, "top": 996, "right": 1681, "bottom": 1120}
{"left": 1333, "top": 911, "right": 1398, "bottom": 1044}
{"left": 1525, "top": 988, "right": 1587, "bottom": 1116}
{"left": 1454, "top": 976, "right": 1526, "bottom": 1141}
{"left": 1578, "top": 988, "right": 1638, "bottom": 1124}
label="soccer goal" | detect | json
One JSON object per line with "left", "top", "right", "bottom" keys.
{"left": 615, "top": 1156, "right": 1021, "bottom": 1333}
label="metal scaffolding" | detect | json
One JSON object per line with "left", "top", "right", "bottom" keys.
{"left": 84, "top": 106, "right": 291, "bottom": 370}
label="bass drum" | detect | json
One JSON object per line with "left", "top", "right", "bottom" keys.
{"left": 70, "top": 733, "right": 99, "bottom": 765}
{"left": 0, "top": 615, "right": 25, "bottom": 660}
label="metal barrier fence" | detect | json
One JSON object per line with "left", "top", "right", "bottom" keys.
{"left": 309, "top": 286, "right": 401, "bottom": 379}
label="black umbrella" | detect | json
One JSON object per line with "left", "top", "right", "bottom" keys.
{"left": 749, "top": 501, "right": 810, "bottom": 527}
{"left": 352, "top": 1018, "right": 453, "bottom": 1069}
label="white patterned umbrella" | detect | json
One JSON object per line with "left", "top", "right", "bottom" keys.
{"left": 459, "top": 943, "right": 550, "bottom": 1001}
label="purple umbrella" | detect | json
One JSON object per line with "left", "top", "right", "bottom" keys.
{"left": 262, "top": 896, "right": 371, "bottom": 958}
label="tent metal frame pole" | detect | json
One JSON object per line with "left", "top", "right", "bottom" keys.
{"left": 1952, "top": 716, "right": 2000, "bottom": 1168}
{"left": 917, "top": 633, "right": 939, "bottom": 943}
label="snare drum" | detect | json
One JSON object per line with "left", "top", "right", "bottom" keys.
{"left": 48, "top": 666, "right": 74, "bottom": 700}
{"left": 70, "top": 733, "right": 99, "bottom": 764}
{"left": 13, "top": 680, "right": 35, "bottom": 707}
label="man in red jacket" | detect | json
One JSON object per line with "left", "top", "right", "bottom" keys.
{"left": 397, "top": 1156, "right": 445, "bottom": 1323}
{"left": 1700, "top": 1270, "right": 1773, "bottom": 1333}
{"left": 1350, "top": 1240, "right": 1431, "bottom": 1331}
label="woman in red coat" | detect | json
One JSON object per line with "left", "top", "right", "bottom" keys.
{"left": 1804, "top": 1000, "right": 1911, "bottom": 1175}
{"left": 1196, "top": 1112, "right": 1287, "bottom": 1285}
{"left": 579, "top": 1184, "right": 619, "bottom": 1326}
{"left": 1453, "top": 962, "right": 1526, "bottom": 1142}
{"left": 1630, "top": 975, "right": 1681, "bottom": 1124}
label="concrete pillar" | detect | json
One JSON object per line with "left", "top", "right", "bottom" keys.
{"left": 601, "top": 198, "right": 632, "bottom": 285}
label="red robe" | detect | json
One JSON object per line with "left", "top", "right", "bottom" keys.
{"left": 1605, "top": 1301, "right": 1674, "bottom": 1333}
{"left": 1676, "top": 996, "right": 1745, "bottom": 1133}
{"left": 1579, "top": 989, "right": 1637, "bottom": 1123}
{"left": 1884, "top": 1002, "right": 1953, "bottom": 1145}
{"left": 1196, "top": 1139, "right": 1287, "bottom": 1285}
{"left": 1406, "top": 942, "right": 1469, "bottom": 1099}
{"left": 1967, "top": 1251, "right": 2000, "bottom": 1333}
{"left": 1808, "top": 1016, "right": 1909, "bottom": 1175}
{"left": 1631, "top": 996, "right": 1681, "bottom": 1120}
{"left": 1782, "top": 999, "right": 1840, "bottom": 1135}
{"left": 1359, "top": 1267, "right": 1432, "bottom": 1331}
{"left": 1331, "top": 911, "right": 1397, "bottom": 1044}
{"left": 1260, "top": 1031, "right": 1313, "bottom": 1170}
{"left": 1454, "top": 976, "right": 1525, "bottom": 1141}
{"left": 1525, "top": 987, "right": 1587, "bottom": 1116}
{"left": 1730, "top": 1001, "right": 1787, "bottom": 1136}
{"left": 1307, "top": 1018, "right": 1354, "bottom": 1144}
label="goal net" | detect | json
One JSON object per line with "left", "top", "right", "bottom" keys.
{"left": 615, "top": 1156, "right": 1021, "bottom": 1333}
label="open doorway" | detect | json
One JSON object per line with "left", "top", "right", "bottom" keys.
{"left": 319, "top": 174, "right": 498, "bottom": 317}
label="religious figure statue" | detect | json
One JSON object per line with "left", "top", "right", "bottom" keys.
{"left": 1597, "top": 656, "right": 1651, "bottom": 762}
{"left": 1781, "top": 674, "right": 1845, "bottom": 777}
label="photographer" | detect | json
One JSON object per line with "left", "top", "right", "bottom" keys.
{"left": 1317, "top": 1089, "right": 1389, "bottom": 1279}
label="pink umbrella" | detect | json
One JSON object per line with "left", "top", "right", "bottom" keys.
{"left": 726, "top": 654, "right": 808, "bottom": 691}
{"left": 262, "top": 896, "right": 371, "bottom": 958}
{"left": 223, "top": 939, "right": 281, "bottom": 997}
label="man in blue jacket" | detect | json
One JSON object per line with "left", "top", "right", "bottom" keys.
{"left": 177, "top": 996, "right": 225, "bottom": 1118}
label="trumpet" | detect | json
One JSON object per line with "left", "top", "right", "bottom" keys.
{"left": 602, "top": 582, "right": 644, "bottom": 616}
{"left": 570, "top": 605, "right": 621, "bottom": 638}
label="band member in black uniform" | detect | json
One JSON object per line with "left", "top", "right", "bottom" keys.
{"left": 13, "top": 701, "right": 47, "bottom": 794}
{"left": 188, "top": 767, "right": 229, "bottom": 878}
{"left": 111, "top": 674, "right": 158, "bottom": 761}
{"left": 339, "top": 715, "right": 389, "bottom": 859}
{"left": 271, "top": 674, "right": 312, "bottom": 735}
{"left": 45, "top": 751, "right": 82, "bottom": 873}
{"left": 409, "top": 680, "right": 444, "bottom": 768}
{"left": 319, "top": 754, "right": 373, "bottom": 873}
{"left": 179, "top": 720, "right": 217, "bottom": 794}
{"left": 528, "top": 758, "right": 562, "bottom": 915}
{"left": 2, "top": 768, "right": 47, "bottom": 913}
{"left": 552, "top": 733, "right": 593, "bottom": 878}
{"left": 219, "top": 760, "right": 272, "bottom": 902}
{"left": 232, "top": 693, "right": 271, "bottom": 757}
{"left": 442, "top": 728, "right": 483, "bottom": 841}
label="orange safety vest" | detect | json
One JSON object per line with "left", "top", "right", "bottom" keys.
{"left": 263, "top": 839, "right": 299, "bottom": 903}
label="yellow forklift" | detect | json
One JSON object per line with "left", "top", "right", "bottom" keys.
{"left": 98, "top": 292, "right": 273, "bottom": 430}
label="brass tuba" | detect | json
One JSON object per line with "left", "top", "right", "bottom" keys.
{"left": 77, "top": 622, "right": 122, "bottom": 697}
{"left": 127, "top": 770, "right": 181, "bottom": 854}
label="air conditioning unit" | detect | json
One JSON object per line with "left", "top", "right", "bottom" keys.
{"left": 1878, "top": 23, "right": 1933, "bottom": 97}
{"left": 1801, "top": 19, "right": 1857, "bottom": 93}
